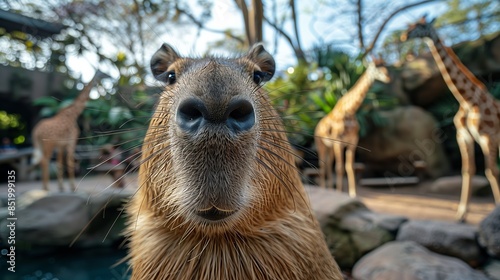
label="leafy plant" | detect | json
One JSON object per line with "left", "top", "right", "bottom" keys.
{"left": 265, "top": 61, "right": 325, "bottom": 147}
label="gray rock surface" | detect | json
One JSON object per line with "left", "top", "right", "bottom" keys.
{"left": 0, "top": 191, "right": 88, "bottom": 247}
{"left": 358, "top": 106, "right": 450, "bottom": 179}
{"left": 396, "top": 219, "right": 483, "bottom": 267}
{"left": 0, "top": 189, "right": 129, "bottom": 249}
{"left": 478, "top": 205, "right": 500, "bottom": 258}
{"left": 307, "top": 187, "right": 407, "bottom": 269}
{"left": 353, "top": 241, "right": 489, "bottom": 280}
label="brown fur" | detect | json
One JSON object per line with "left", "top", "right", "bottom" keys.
{"left": 126, "top": 44, "right": 343, "bottom": 279}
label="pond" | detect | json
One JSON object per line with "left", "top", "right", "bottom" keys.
{"left": 0, "top": 247, "right": 131, "bottom": 280}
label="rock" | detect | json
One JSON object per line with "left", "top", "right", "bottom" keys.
{"left": 0, "top": 189, "right": 129, "bottom": 250}
{"left": 478, "top": 205, "right": 500, "bottom": 258}
{"left": 0, "top": 192, "right": 88, "bottom": 247}
{"left": 358, "top": 106, "right": 450, "bottom": 179}
{"left": 16, "top": 189, "right": 48, "bottom": 209}
{"left": 482, "top": 259, "right": 500, "bottom": 280}
{"left": 352, "top": 241, "right": 489, "bottom": 280}
{"left": 401, "top": 55, "right": 449, "bottom": 106}
{"left": 428, "top": 175, "right": 489, "bottom": 195}
{"left": 307, "top": 186, "right": 406, "bottom": 269}
{"left": 355, "top": 210, "right": 407, "bottom": 234}
{"left": 0, "top": 207, "right": 9, "bottom": 222}
{"left": 401, "top": 55, "right": 440, "bottom": 91}
{"left": 307, "top": 186, "right": 367, "bottom": 221}
{"left": 396, "top": 220, "right": 483, "bottom": 267}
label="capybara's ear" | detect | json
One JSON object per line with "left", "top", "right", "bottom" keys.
{"left": 246, "top": 43, "right": 275, "bottom": 82}
{"left": 150, "top": 44, "right": 181, "bottom": 81}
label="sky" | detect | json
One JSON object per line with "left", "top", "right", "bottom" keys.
{"left": 67, "top": 0, "right": 448, "bottom": 96}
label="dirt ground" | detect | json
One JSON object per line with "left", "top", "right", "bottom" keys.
{"left": 353, "top": 182, "right": 494, "bottom": 225}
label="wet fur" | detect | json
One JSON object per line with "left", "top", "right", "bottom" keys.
{"left": 125, "top": 44, "right": 342, "bottom": 279}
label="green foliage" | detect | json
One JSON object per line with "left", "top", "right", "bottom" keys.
{"left": 80, "top": 91, "right": 154, "bottom": 149}
{"left": 436, "top": 0, "right": 499, "bottom": 41}
{"left": 0, "top": 111, "right": 27, "bottom": 145}
{"left": 265, "top": 62, "right": 325, "bottom": 146}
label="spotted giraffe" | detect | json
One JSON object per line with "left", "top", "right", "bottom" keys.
{"left": 314, "top": 60, "right": 390, "bottom": 197}
{"left": 32, "top": 70, "right": 109, "bottom": 191}
{"left": 402, "top": 16, "right": 500, "bottom": 222}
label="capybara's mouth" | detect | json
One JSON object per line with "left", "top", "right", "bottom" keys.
{"left": 196, "top": 207, "right": 237, "bottom": 221}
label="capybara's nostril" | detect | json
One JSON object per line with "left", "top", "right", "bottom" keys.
{"left": 177, "top": 98, "right": 255, "bottom": 134}
{"left": 176, "top": 98, "right": 207, "bottom": 133}
{"left": 226, "top": 99, "right": 255, "bottom": 134}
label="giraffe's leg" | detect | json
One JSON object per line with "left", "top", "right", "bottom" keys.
{"left": 455, "top": 126, "right": 475, "bottom": 222}
{"left": 56, "top": 147, "right": 65, "bottom": 192}
{"left": 325, "top": 145, "right": 334, "bottom": 189}
{"left": 41, "top": 142, "right": 55, "bottom": 191}
{"left": 315, "top": 137, "right": 327, "bottom": 188}
{"left": 40, "top": 157, "right": 50, "bottom": 191}
{"left": 66, "top": 145, "right": 76, "bottom": 192}
{"left": 345, "top": 144, "right": 357, "bottom": 198}
{"left": 333, "top": 142, "right": 344, "bottom": 193}
{"left": 478, "top": 135, "right": 500, "bottom": 204}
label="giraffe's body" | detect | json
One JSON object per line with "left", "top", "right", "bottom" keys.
{"left": 402, "top": 17, "right": 500, "bottom": 221}
{"left": 32, "top": 71, "right": 108, "bottom": 191}
{"left": 314, "top": 62, "right": 390, "bottom": 197}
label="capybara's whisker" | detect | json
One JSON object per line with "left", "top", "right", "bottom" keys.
{"left": 254, "top": 154, "right": 298, "bottom": 211}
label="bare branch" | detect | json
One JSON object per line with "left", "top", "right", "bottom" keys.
{"left": 361, "top": 0, "right": 439, "bottom": 59}
{"left": 356, "top": 0, "right": 364, "bottom": 49}
{"left": 264, "top": 16, "right": 306, "bottom": 62}
{"left": 289, "top": 0, "right": 303, "bottom": 53}
{"left": 175, "top": 5, "right": 244, "bottom": 44}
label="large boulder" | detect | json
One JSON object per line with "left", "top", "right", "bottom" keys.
{"left": 0, "top": 189, "right": 130, "bottom": 250}
{"left": 352, "top": 241, "right": 489, "bottom": 280}
{"left": 358, "top": 106, "right": 450, "bottom": 179}
{"left": 400, "top": 54, "right": 449, "bottom": 106}
{"left": 0, "top": 191, "right": 88, "bottom": 247}
{"left": 478, "top": 205, "right": 500, "bottom": 258}
{"left": 307, "top": 187, "right": 407, "bottom": 269}
{"left": 396, "top": 220, "right": 483, "bottom": 267}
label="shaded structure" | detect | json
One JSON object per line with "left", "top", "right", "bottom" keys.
{"left": 0, "top": 9, "right": 64, "bottom": 38}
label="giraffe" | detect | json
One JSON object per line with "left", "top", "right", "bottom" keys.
{"left": 401, "top": 16, "right": 500, "bottom": 222}
{"left": 32, "top": 70, "right": 109, "bottom": 191}
{"left": 314, "top": 60, "right": 391, "bottom": 197}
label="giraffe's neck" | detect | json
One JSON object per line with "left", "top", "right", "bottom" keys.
{"left": 337, "top": 69, "right": 375, "bottom": 115}
{"left": 58, "top": 75, "right": 100, "bottom": 119}
{"left": 423, "top": 37, "right": 489, "bottom": 107}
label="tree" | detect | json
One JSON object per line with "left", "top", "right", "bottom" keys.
{"left": 435, "top": 0, "right": 499, "bottom": 43}
{"left": 309, "top": 0, "right": 439, "bottom": 60}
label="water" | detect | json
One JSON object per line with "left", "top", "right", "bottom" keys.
{"left": 0, "top": 247, "right": 131, "bottom": 280}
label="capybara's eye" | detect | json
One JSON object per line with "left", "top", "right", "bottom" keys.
{"left": 253, "top": 71, "right": 264, "bottom": 84}
{"left": 167, "top": 71, "right": 176, "bottom": 84}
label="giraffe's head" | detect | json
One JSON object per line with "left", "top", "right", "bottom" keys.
{"left": 366, "top": 58, "right": 391, "bottom": 83}
{"left": 400, "top": 16, "right": 437, "bottom": 42}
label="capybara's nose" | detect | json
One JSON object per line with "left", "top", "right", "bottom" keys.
{"left": 176, "top": 98, "right": 255, "bottom": 135}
